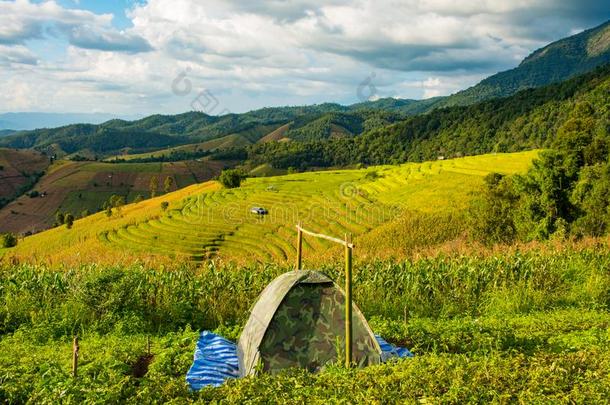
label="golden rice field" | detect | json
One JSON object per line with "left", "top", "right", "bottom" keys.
{"left": 0, "top": 151, "right": 539, "bottom": 266}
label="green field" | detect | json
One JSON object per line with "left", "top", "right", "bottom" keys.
{"left": 102, "top": 151, "right": 537, "bottom": 262}
{"left": 1, "top": 248, "right": 608, "bottom": 402}
{"left": 1, "top": 151, "right": 538, "bottom": 265}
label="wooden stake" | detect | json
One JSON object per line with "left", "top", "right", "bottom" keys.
{"left": 296, "top": 224, "right": 303, "bottom": 270}
{"left": 345, "top": 234, "right": 353, "bottom": 368}
{"left": 72, "top": 336, "right": 79, "bottom": 378}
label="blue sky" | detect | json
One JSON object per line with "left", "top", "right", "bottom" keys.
{"left": 1, "top": 0, "right": 609, "bottom": 116}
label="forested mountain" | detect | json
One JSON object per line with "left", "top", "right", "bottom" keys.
{"left": 0, "top": 106, "right": 404, "bottom": 157}
{"left": 354, "top": 20, "right": 610, "bottom": 114}
{"left": 436, "top": 20, "right": 610, "bottom": 108}
{"left": 246, "top": 64, "right": 610, "bottom": 168}
{"left": 1, "top": 20, "right": 608, "bottom": 160}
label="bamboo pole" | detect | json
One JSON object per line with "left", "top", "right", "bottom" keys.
{"left": 296, "top": 224, "right": 303, "bottom": 270}
{"left": 72, "top": 335, "right": 79, "bottom": 378}
{"left": 294, "top": 224, "right": 355, "bottom": 367}
{"left": 296, "top": 225, "right": 355, "bottom": 248}
{"left": 345, "top": 234, "right": 353, "bottom": 368}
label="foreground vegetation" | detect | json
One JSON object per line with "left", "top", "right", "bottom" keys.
{"left": 1, "top": 247, "right": 608, "bottom": 402}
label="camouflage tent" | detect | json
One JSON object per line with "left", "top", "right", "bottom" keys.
{"left": 237, "top": 270, "right": 381, "bottom": 376}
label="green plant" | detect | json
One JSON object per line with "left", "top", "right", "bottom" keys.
{"left": 65, "top": 213, "right": 74, "bottom": 229}
{"left": 218, "top": 169, "right": 244, "bottom": 189}
{"left": 164, "top": 176, "right": 174, "bottom": 193}
{"left": 0, "top": 232, "right": 17, "bottom": 248}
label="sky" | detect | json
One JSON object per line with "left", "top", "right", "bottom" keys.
{"left": 0, "top": 0, "right": 609, "bottom": 116}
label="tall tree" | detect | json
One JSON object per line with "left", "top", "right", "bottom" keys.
{"left": 149, "top": 175, "right": 159, "bottom": 198}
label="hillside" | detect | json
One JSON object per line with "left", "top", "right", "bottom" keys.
{"left": 347, "top": 20, "right": 610, "bottom": 115}
{"left": 0, "top": 107, "right": 404, "bottom": 158}
{"left": 0, "top": 130, "right": 15, "bottom": 137}
{"left": 437, "top": 20, "right": 610, "bottom": 108}
{"left": 246, "top": 63, "right": 610, "bottom": 168}
{"left": 0, "top": 148, "right": 50, "bottom": 209}
{"left": 0, "top": 151, "right": 537, "bottom": 265}
{"left": 0, "top": 158, "right": 230, "bottom": 235}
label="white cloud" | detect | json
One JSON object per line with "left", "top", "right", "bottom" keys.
{"left": 0, "top": 0, "right": 607, "bottom": 114}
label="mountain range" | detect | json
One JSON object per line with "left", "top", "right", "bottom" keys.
{"left": 0, "top": 20, "right": 609, "bottom": 162}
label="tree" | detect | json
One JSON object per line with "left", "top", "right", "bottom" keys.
{"left": 218, "top": 169, "right": 244, "bottom": 189}
{"left": 512, "top": 152, "right": 578, "bottom": 241}
{"left": 134, "top": 194, "right": 144, "bottom": 203}
{"left": 81, "top": 209, "right": 89, "bottom": 218}
{"left": 149, "top": 176, "right": 159, "bottom": 197}
{"left": 161, "top": 201, "right": 169, "bottom": 211}
{"left": 468, "top": 173, "right": 519, "bottom": 245}
{"left": 0, "top": 233, "right": 17, "bottom": 248}
{"left": 570, "top": 163, "right": 610, "bottom": 236}
{"left": 163, "top": 176, "right": 174, "bottom": 193}
{"left": 55, "top": 212, "right": 65, "bottom": 226}
{"left": 65, "top": 213, "right": 74, "bottom": 229}
{"left": 109, "top": 194, "right": 125, "bottom": 208}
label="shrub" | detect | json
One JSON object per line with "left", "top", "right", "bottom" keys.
{"left": 0, "top": 232, "right": 17, "bottom": 248}
{"left": 65, "top": 213, "right": 74, "bottom": 229}
{"left": 364, "top": 171, "right": 379, "bottom": 180}
{"left": 161, "top": 201, "right": 169, "bottom": 211}
{"left": 218, "top": 169, "right": 244, "bottom": 189}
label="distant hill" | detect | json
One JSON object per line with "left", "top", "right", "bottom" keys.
{"left": 0, "top": 112, "right": 141, "bottom": 131}
{"left": 0, "top": 130, "right": 16, "bottom": 137}
{"left": 0, "top": 107, "right": 404, "bottom": 158}
{"left": 1, "top": 20, "right": 608, "bottom": 160}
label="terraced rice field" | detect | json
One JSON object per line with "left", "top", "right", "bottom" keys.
{"left": 98, "top": 151, "right": 538, "bottom": 262}
{"left": 0, "top": 159, "right": 228, "bottom": 234}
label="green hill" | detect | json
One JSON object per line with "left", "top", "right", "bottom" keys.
{"left": 437, "top": 20, "right": 610, "bottom": 108}
{"left": 246, "top": 64, "right": 610, "bottom": 168}
{"left": 0, "top": 107, "right": 401, "bottom": 158}
{"left": 353, "top": 20, "right": 610, "bottom": 114}
{"left": 2, "top": 21, "right": 609, "bottom": 161}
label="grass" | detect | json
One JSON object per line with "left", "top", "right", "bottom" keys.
{"left": 1, "top": 150, "right": 539, "bottom": 266}
{"left": 0, "top": 247, "right": 608, "bottom": 402}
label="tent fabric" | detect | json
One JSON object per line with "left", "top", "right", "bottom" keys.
{"left": 237, "top": 270, "right": 382, "bottom": 377}
{"left": 185, "top": 331, "right": 239, "bottom": 389}
{"left": 186, "top": 331, "right": 413, "bottom": 390}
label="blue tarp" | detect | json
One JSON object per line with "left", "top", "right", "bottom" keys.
{"left": 186, "top": 331, "right": 413, "bottom": 390}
